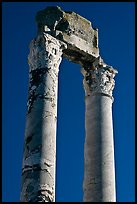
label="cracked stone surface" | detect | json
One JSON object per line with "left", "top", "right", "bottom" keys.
{"left": 81, "top": 56, "right": 118, "bottom": 98}
{"left": 20, "top": 33, "right": 66, "bottom": 202}
{"left": 21, "top": 6, "right": 118, "bottom": 202}
{"left": 81, "top": 57, "right": 117, "bottom": 202}
{"left": 35, "top": 6, "right": 99, "bottom": 65}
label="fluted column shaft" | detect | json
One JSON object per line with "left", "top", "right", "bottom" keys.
{"left": 20, "top": 33, "right": 66, "bottom": 202}
{"left": 82, "top": 57, "right": 118, "bottom": 202}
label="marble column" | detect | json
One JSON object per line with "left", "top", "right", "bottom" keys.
{"left": 81, "top": 57, "right": 118, "bottom": 202}
{"left": 20, "top": 33, "right": 66, "bottom": 202}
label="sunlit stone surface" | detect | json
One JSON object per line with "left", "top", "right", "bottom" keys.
{"left": 20, "top": 33, "right": 66, "bottom": 202}
{"left": 20, "top": 6, "right": 117, "bottom": 202}
{"left": 81, "top": 57, "right": 118, "bottom": 202}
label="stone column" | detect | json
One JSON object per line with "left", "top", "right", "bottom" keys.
{"left": 81, "top": 57, "right": 118, "bottom": 202}
{"left": 20, "top": 33, "right": 66, "bottom": 202}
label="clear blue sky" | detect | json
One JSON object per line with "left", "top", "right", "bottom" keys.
{"left": 2, "top": 2, "right": 135, "bottom": 202}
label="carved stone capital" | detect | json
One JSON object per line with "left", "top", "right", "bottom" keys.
{"left": 81, "top": 56, "right": 118, "bottom": 98}
{"left": 28, "top": 33, "right": 67, "bottom": 72}
{"left": 27, "top": 34, "right": 67, "bottom": 114}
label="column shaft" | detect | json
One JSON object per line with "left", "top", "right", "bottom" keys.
{"left": 82, "top": 57, "right": 118, "bottom": 202}
{"left": 84, "top": 95, "right": 116, "bottom": 202}
{"left": 20, "top": 33, "right": 66, "bottom": 202}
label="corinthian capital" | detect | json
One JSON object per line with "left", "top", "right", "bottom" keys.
{"left": 81, "top": 56, "right": 118, "bottom": 98}
{"left": 28, "top": 33, "right": 67, "bottom": 72}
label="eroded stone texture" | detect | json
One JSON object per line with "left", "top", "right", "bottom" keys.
{"left": 20, "top": 33, "right": 66, "bottom": 202}
{"left": 81, "top": 56, "right": 118, "bottom": 98}
{"left": 35, "top": 6, "right": 99, "bottom": 65}
{"left": 81, "top": 58, "right": 118, "bottom": 202}
{"left": 21, "top": 6, "right": 118, "bottom": 202}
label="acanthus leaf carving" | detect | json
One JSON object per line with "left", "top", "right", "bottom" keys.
{"left": 82, "top": 56, "right": 118, "bottom": 98}
{"left": 28, "top": 33, "right": 67, "bottom": 72}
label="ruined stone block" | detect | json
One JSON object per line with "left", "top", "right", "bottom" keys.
{"left": 35, "top": 6, "right": 99, "bottom": 64}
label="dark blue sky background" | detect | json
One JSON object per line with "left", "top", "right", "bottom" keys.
{"left": 2, "top": 2, "right": 135, "bottom": 202}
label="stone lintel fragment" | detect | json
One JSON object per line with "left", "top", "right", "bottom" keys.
{"left": 35, "top": 6, "right": 99, "bottom": 64}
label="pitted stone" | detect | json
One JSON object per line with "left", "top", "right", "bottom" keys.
{"left": 81, "top": 56, "right": 118, "bottom": 98}
{"left": 21, "top": 6, "right": 117, "bottom": 203}
{"left": 20, "top": 33, "right": 65, "bottom": 202}
{"left": 35, "top": 6, "right": 99, "bottom": 64}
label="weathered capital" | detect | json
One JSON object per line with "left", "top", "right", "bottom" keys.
{"left": 28, "top": 33, "right": 67, "bottom": 72}
{"left": 81, "top": 56, "right": 118, "bottom": 98}
{"left": 27, "top": 33, "right": 67, "bottom": 115}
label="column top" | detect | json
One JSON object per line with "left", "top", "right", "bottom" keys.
{"left": 81, "top": 56, "right": 118, "bottom": 98}
{"left": 35, "top": 6, "right": 99, "bottom": 64}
